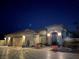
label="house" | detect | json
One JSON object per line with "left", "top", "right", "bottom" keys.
{"left": 4, "top": 24, "right": 69, "bottom": 47}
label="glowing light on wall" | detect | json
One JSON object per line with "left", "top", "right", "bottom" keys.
{"left": 7, "top": 37, "right": 11, "bottom": 44}
{"left": 4, "top": 37, "right": 6, "bottom": 40}
{"left": 8, "top": 37, "right": 11, "bottom": 41}
{"left": 58, "top": 32, "right": 61, "bottom": 36}
{"left": 47, "top": 33, "right": 51, "bottom": 37}
{"left": 22, "top": 35, "right": 25, "bottom": 43}
{"left": 22, "top": 35, "right": 25, "bottom": 39}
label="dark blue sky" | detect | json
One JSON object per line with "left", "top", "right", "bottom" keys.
{"left": 1, "top": 0, "right": 79, "bottom": 34}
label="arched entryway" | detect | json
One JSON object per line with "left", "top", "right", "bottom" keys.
{"left": 47, "top": 31, "right": 62, "bottom": 46}
{"left": 51, "top": 32, "right": 58, "bottom": 45}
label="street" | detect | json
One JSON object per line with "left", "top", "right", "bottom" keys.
{"left": 22, "top": 47, "right": 79, "bottom": 59}
{"left": 0, "top": 46, "right": 79, "bottom": 59}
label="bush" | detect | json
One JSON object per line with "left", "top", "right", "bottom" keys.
{"left": 63, "top": 41, "right": 79, "bottom": 48}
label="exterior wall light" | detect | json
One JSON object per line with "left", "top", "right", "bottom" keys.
{"left": 58, "top": 32, "right": 61, "bottom": 36}
{"left": 8, "top": 37, "right": 11, "bottom": 41}
{"left": 7, "top": 37, "right": 11, "bottom": 44}
{"left": 47, "top": 33, "right": 51, "bottom": 37}
{"left": 4, "top": 37, "right": 6, "bottom": 40}
{"left": 22, "top": 35, "right": 25, "bottom": 43}
{"left": 22, "top": 35, "right": 25, "bottom": 39}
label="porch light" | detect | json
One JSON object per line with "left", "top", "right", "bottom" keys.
{"left": 8, "top": 37, "right": 11, "bottom": 42}
{"left": 47, "top": 33, "right": 51, "bottom": 37}
{"left": 22, "top": 35, "right": 25, "bottom": 43}
{"left": 8, "top": 37, "right": 11, "bottom": 40}
{"left": 4, "top": 37, "right": 6, "bottom": 40}
{"left": 22, "top": 35, "right": 25, "bottom": 39}
{"left": 58, "top": 32, "right": 61, "bottom": 36}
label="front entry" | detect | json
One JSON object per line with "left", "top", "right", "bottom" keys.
{"left": 51, "top": 32, "right": 58, "bottom": 45}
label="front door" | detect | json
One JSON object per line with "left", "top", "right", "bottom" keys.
{"left": 51, "top": 32, "right": 58, "bottom": 45}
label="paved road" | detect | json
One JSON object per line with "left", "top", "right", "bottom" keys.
{"left": 22, "top": 48, "right": 79, "bottom": 59}
{"left": 0, "top": 46, "right": 79, "bottom": 59}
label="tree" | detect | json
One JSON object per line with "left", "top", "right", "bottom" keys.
{"left": 74, "top": 21, "right": 79, "bottom": 32}
{"left": 73, "top": 21, "right": 79, "bottom": 38}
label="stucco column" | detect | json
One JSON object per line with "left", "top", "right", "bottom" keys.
{"left": 35, "top": 34, "right": 40, "bottom": 44}
{"left": 47, "top": 36, "right": 52, "bottom": 45}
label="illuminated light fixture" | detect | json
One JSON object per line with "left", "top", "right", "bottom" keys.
{"left": 8, "top": 37, "right": 11, "bottom": 40}
{"left": 47, "top": 33, "right": 51, "bottom": 37}
{"left": 22, "top": 35, "right": 25, "bottom": 43}
{"left": 22, "top": 35, "right": 25, "bottom": 39}
{"left": 8, "top": 37, "right": 11, "bottom": 42}
{"left": 58, "top": 32, "right": 61, "bottom": 36}
{"left": 4, "top": 37, "right": 6, "bottom": 40}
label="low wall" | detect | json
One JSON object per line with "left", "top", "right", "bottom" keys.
{"left": 0, "top": 40, "right": 5, "bottom": 46}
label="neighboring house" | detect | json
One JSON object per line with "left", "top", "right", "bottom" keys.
{"left": 4, "top": 24, "right": 70, "bottom": 47}
{"left": 4, "top": 29, "right": 36, "bottom": 47}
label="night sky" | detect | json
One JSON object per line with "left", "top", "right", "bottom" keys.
{"left": 1, "top": 0, "right": 79, "bottom": 34}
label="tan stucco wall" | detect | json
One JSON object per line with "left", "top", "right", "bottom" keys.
{"left": 0, "top": 40, "right": 5, "bottom": 46}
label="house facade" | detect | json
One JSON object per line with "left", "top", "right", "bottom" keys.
{"left": 4, "top": 24, "right": 69, "bottom": 47}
